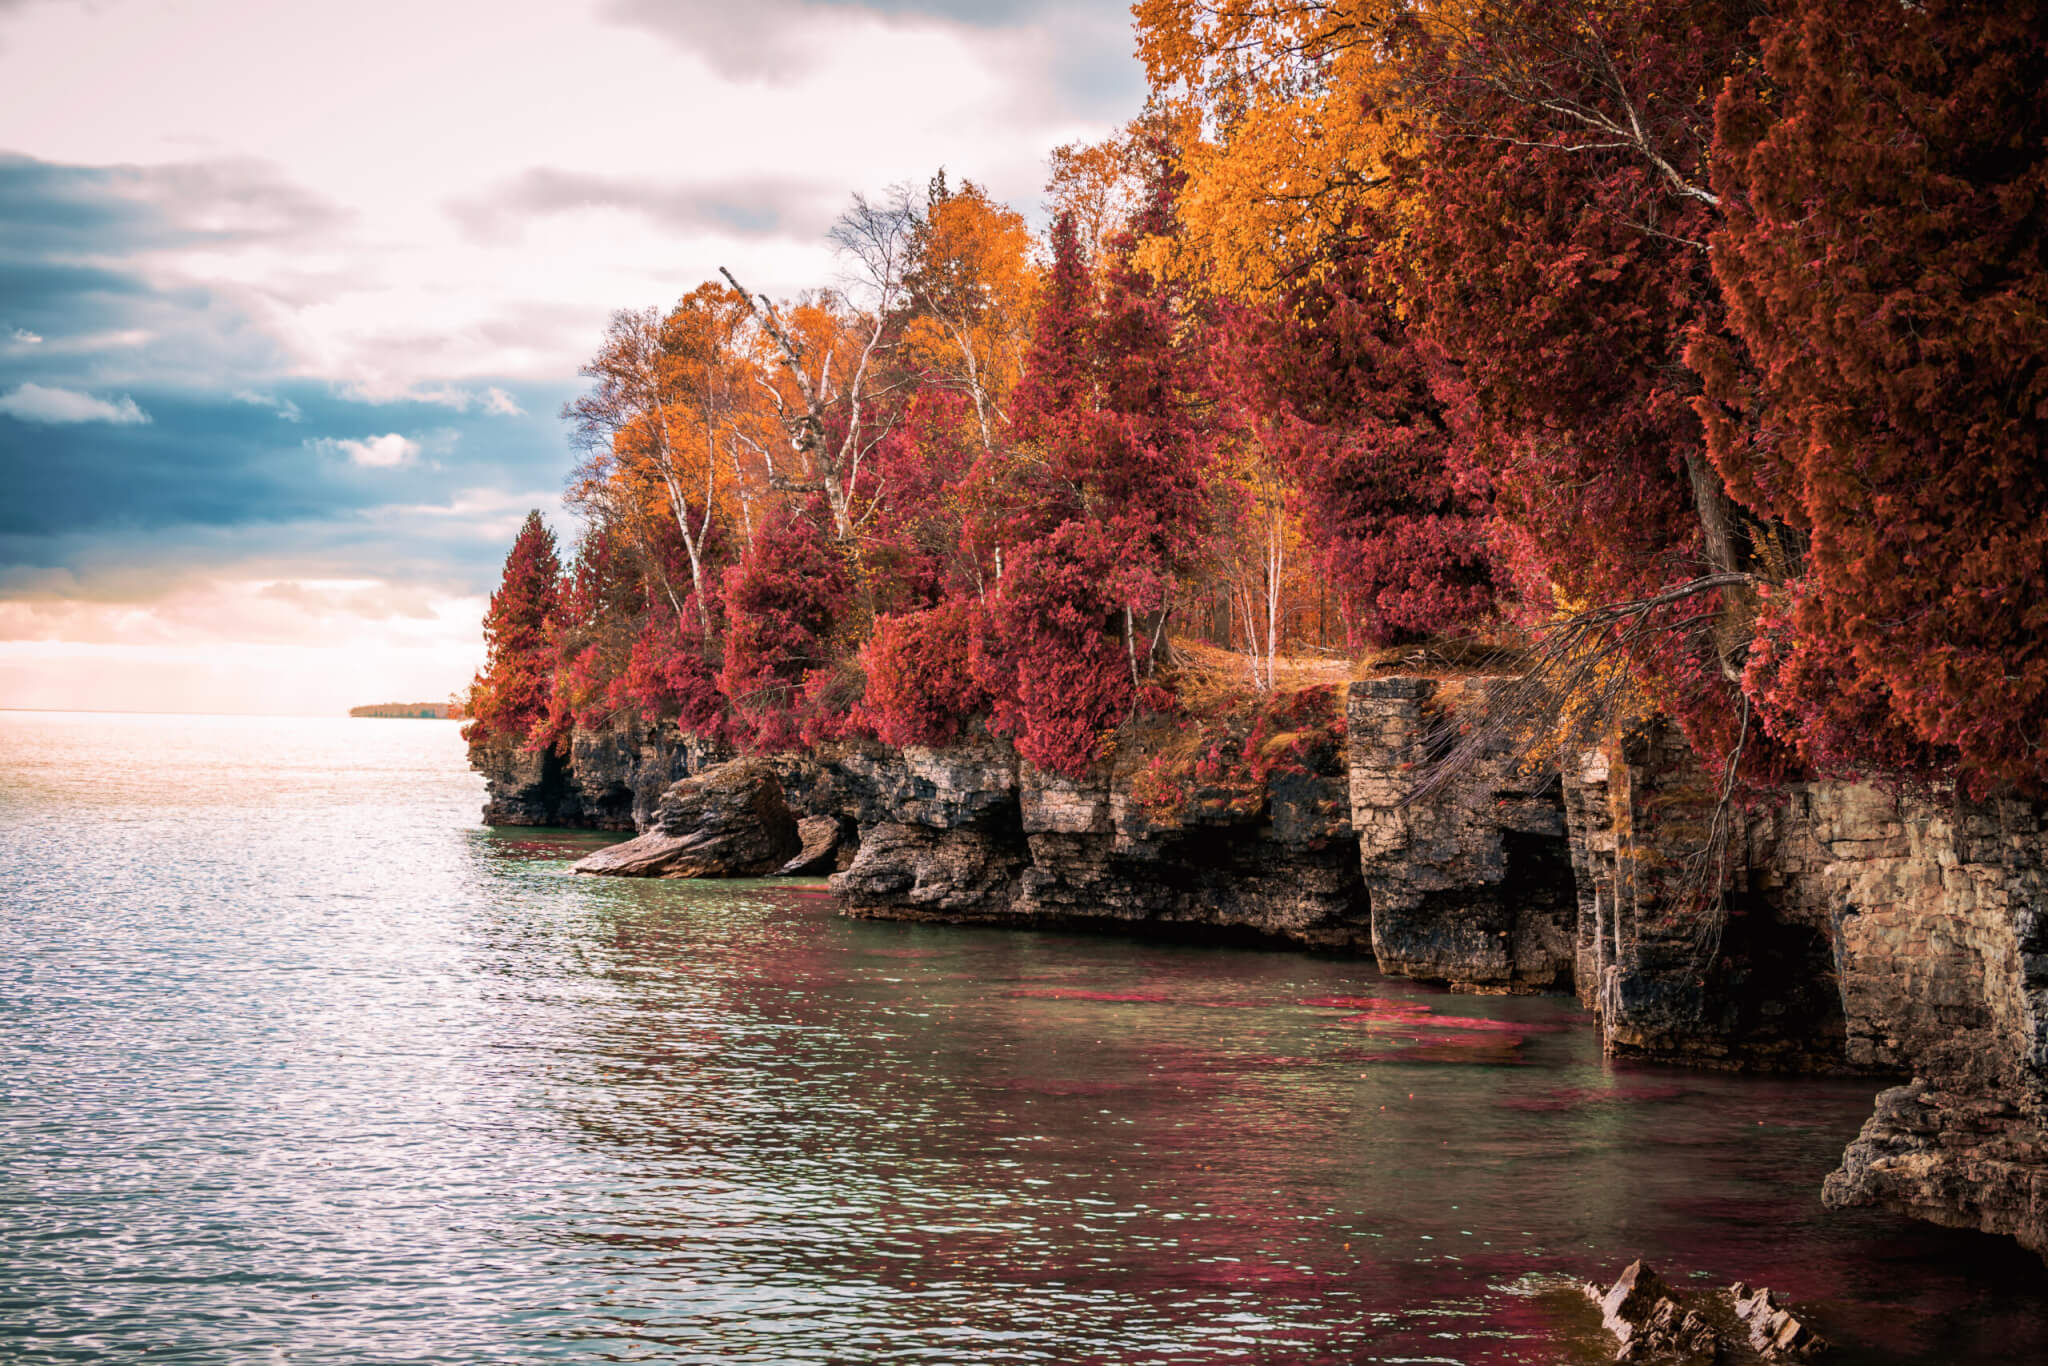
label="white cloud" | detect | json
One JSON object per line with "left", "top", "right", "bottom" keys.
{"left": 232, "top": 389, "right": 305, "bottom": 421}
{"left": 10, "top": 327, "right": 42, "bottom": 344}
{"left": 0, "top": 382, "right": 151, "bottom": 425}
{"left": 312, "top": 432, "right": 420, "bottom": 468}
{"left": 481, "top": 386, "right": 523, "bottom": 416}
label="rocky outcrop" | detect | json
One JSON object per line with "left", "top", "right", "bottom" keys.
{"left": 1584, "top": 1261, "right": 1717, "bottom": 1362}
{"left": 1348, "top": 677, "right": 1577, "bottom": 991}
{"left": 571, "top": 758, "right": 798, "bottom": 877}
{"left": 1562, "top": 722, "right": 1853, "bottom": 1071}
{"left": 1807, "top": 792, "right": 2048, "bottom": 1260}
{"left": 473, "top": 732, "right": 572, "bottom": 827}
{"left": 1570, "top": 728, "right": 2048, "bottom": 1256}
{"left": 823, "top": 722, "right": 1369, "bottom": 948}
{"left": 831, "top": 822, "right": 1028, "bottom": 915}
{"left": 478, "top": 681, "right": 2048, "bottom": 1264}
{"left": 775, "top": 815, "right": 853, "bottom": 876}
{"left": 1728, "top": 1281, "right": 1830, "bottom": 1359}
{"left": 473, "top": 718, "right": 726, "bottom": 829}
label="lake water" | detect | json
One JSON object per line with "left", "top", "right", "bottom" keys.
{"left": 2, "top": 710, "right": 2043, "bottom": 1363}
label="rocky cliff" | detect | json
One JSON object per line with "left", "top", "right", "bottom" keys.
{"left": 470, "top": 681, "right": 2048, "bottom": 1263}
{"left": 473, "top": 717, "right": 727, "bottom": 829}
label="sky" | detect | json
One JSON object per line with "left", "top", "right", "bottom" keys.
{"left": 0, "top": 0, "right": 1144, "bottom": 715}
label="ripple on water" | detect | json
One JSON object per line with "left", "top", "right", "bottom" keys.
{"left": 2, "top": 710, "right": 2045, "bottom": 1364}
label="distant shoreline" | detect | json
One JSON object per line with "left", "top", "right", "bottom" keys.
{"left": 350, "top": 702, "right": 463, "bottom": 720}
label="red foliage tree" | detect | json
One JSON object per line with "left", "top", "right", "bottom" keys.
{"left": 859, "top": 599, "right": 992, "bottom": 747}
{"left": 466, "top": 510, "right": 564, "bottom": 748}
{"left": 718, "top": 499, "right": 853, "bottom": 750}
{"left": 976, "top": 520, "right": 1142, "bottom": 774}
{"left": 614, "top": 597, "right": 726, "bottom": 738}
{"left": 1700, "top": 0, "right": 2048, "bottom": 793}
{"left": 862, "top": 388, "right": 988, "bottom": 611}
{"left": 982, "top": 205, "right": 1212, "bottom": 773}
{"left": 1398, "top": 0, "right": 1768, "bottom": 766}
{"left": 1226, "top": 239, "right": 1500, "bottom": 645}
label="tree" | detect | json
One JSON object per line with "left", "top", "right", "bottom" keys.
{"left": 1699, "top": 0, "right": 2048, "bottom": 792}
{"left": 899, "top": 173, "right": 1039, "bottom": 452}
{"left": 1224, "top": 238, "right": 1500, "bottom": 649}
{"left": 721, "top": 188, "right": 918, "bottom": 544}
{"left": 563, "top": 284, "right": 760, "bottom": 637}
{"left": 718, "top": 499, "right": 854, "bottom": 750}
{"left": 860, "top": 599, "right": 991, "bottom": 747}
{"left": 1393, "top": 0, "right": 1776, "bottom": 767}
{"left": 467, "top": 510, "right": 564, "bottom": 748}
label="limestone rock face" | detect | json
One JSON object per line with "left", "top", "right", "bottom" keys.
{"left": 831, "top": 821, "right": 1027, "bottom": 917}
{"left": 470, "top": 718, "right": 727, "bottom": 829}
{"left": 1349, "top": 678, "right": 1577, "bottom": 991}
{"left": 572, "top": 758, "right": 799, "bottom": 878}
{"left": 564, "top": 721, "right": 728, "bottom": 830}
{"left": 1563, "top": 722, "right": 1851, "bottom": 1072}
{"left": 1564, "top": 723, "right": 2048, "bottom": 1257}
{"left": 472, "top": 732, "right": 567, "bottom": 827}
{"left": 830, "top": 726, "right": 1369, "bottom": 948}
{"left": 1006, "top": 753, "right": 1369, "bottom": 949}
{"left": 778, "top": 738, "right": 1020, "bottom": 832}
{"left": 776, "top": 815, "right": 851, "bottom": 877}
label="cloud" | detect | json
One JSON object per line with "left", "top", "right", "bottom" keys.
{"left": 335, "top": 379, "right": 536, "bottom": 414}
{"left": 232, "top": 389, "right": 304, "bottom": 421}
{"left": 314, "top": 432, "right": 420, "bottom": 468}
{"left": 481, "top": 386, "right": 523, "bottom": 416}
{"left": 447, "top": 167, "right": 841, "bottom": 244}
{"left": 0, "top": 381, "right": 150, "bottom": 424}
{"left": 9, "top": 327, "right": 39, "bottom": 344}
{"left": 600, "top": 0, "right": 1145, "bottom": 114}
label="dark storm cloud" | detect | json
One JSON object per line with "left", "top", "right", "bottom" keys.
{"left": 449, "top": 168, "right": 842, "bottom": 244}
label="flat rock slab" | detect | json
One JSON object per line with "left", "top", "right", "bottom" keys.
{"left": 571, "top": 829, "right": 706, "bottom": 877}
{"left": 573, "top": 757, "right": 801, "bottom": 878}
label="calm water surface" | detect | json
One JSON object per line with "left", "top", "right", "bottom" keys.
{"left": 2, "top": 710, "right": 2044, "bottom": 1363}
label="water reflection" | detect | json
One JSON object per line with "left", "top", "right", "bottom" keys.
{"left": 1, "top": 711, "right": 2042, "bottom": 1365}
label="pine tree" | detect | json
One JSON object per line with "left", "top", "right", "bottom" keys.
{"left": 467, "top": 510, "right": 564, "bottom": 747}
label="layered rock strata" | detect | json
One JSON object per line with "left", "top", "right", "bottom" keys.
{"left": 473, "top": 680, "right": 2048, "bottom": 1263}
{"left": 475, "top": 718, "right": 726, "bottom": 829}
{"left": 570, "top": 758, "right": 798, "bottom": 878}
{"left": 1563, "top": 722, "right": 1851, "bottom": 1071}
{"left": 1347, "top": 677, "right": 1576, "bottom": 991}
{"left": 812, "top": 733, "right": 1368, "bottom": 948}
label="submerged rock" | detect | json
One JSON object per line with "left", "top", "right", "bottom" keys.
{"left": 1584, "top": 1261, "right": 1717, "bottom": 1363}
{"left": 572, "top": 758, "right": 798, "bottom": 878}
{"left": 1728, "top": 1282, "right": 1829, "bottom": 1359}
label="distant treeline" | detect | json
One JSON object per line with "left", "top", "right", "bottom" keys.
{"left": 350, "top": 703, "right": 464, "bottom": 720}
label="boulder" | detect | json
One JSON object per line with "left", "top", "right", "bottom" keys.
{"left": 1585, "top": 1261, "right": 1718, "bottom": 1363}
{"left": 832, "top": 822, "right": 1026, "bottom": 918}
{"left": 1728, "top": 1283, "right": 1829, "bottom": 1360}
{"left": 572, "top": 758, "right": 798, "bottom": 878}
{"left": 775, "top": 816, "right": 847, "bottom": 876}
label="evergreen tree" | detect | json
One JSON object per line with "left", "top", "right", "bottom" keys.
{"left": 467, "top": 510, "right": 564, "bottom": 747}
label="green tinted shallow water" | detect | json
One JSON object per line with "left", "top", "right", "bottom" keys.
{"left": 1, "top": 710, "right": 2042, "bottom": 1363}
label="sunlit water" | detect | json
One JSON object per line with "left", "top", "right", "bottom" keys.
{"left": 2, "top": 711, "right": 2043, "bottom": 1363}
